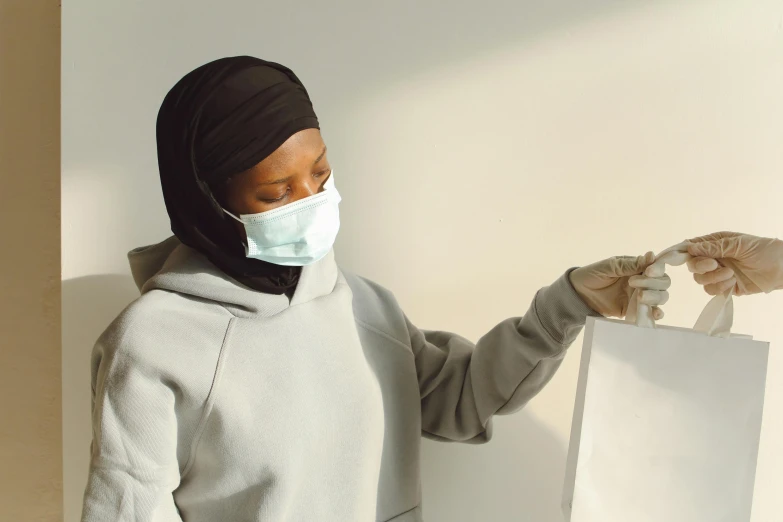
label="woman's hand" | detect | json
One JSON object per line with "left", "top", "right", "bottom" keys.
{"left": 569, "top": 253, "right": 671, "bottom": 318}
{"left": 686, "top": 232, "right": 783, "bottom": 296}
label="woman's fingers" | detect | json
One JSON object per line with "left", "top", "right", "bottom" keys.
{"left": 687, "top": 256, "right": 719, "bottom": 274}
{"left": 630, "top": 253, "right": 738, "bottom": 307}
{"left": 693, "top": 266, "right": 735, "bottom": 286}
{"left": 629, "top": 274, "right": 672, "bottom": 291}
{"left": 639, "top": 289, "right": 669, "bottom": 306}
{"left": 629, "top": 250, "right": 741, "bottom": 308}
{"left": 704, "top": 277, "right": 737, "bottom": 296}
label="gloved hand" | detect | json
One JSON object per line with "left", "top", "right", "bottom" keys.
{"left": 685, "top": 231, "right": 783, "bottom": 296}
{"left": 569, "top": 252, "right": 672, "bottom": 318}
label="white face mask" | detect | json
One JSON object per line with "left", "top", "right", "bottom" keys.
{"left": 222, "top": 171, "right": 341, "bottom": 266}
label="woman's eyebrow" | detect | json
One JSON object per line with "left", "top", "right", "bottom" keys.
{"left": 256, "top": 147, "right": 327, "bottom": 185}
{"left": 258, "top": 175, "right": 294, "bottom": 186}
{"left": 312, "top": 146, "right": 327, "bottom": 165}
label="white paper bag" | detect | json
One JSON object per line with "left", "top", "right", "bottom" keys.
{"left": 562, "top": 287, "right": 770, "bottom": 522}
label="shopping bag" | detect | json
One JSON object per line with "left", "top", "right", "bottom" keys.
{"left": 562, "top": 249, "right": 770, "bottom": 522}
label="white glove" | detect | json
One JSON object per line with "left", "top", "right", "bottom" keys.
{"left": 570, "top": 252, "right": 672, "bottom": 319}
{"left": 685, "top": 232, "right": 783, "bottom": 296}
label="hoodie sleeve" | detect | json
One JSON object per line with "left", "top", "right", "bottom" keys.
{"left": 81, "top": 331, "right": 184, "bottom": 522}
{"left": 410, "top": 269, "right": 600, "bottom": 443}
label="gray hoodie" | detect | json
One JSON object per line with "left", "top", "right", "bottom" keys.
{"left": 80, "top": 236, "right": 597, "bottom": 522}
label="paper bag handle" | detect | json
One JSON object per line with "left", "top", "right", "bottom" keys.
{"left": 626, "top": 242, "right": 735, "bottom": 337}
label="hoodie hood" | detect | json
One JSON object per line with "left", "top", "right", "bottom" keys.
{"left": 128, "top": 236, "right": 339, "bottom": 317}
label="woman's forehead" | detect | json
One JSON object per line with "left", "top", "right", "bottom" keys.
{"left": 256, "top": 129, "right": 326, "bottom": 171}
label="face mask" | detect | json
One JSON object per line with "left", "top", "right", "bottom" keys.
{"left": 222, "top": 171, "right": 341, "bottom": 266}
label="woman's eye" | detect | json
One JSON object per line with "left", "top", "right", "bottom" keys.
{"left": 314, "top": 168, "right": 330, "bottom": 178}
{"left": 260, "top": 188, "right": 290, "bottom": 203}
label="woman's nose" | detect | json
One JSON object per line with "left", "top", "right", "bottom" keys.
{"left": 306, "top": 177, "right": 327, "bottom": 196}
{"left": 302, "top": 183, "right": 317, "bottom": 197}
{"left": 296, "top": 179, "right": 320, "bottom": 199}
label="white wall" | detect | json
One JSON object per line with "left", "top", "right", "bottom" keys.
{"left": 62, "top": 1, "right": 783, "bottom": 521}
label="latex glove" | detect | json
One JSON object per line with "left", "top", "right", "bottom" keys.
{"left": 569, "top": 252, "right": 671, "bottom": 318}
{"left": 685, "top": 232, "right": 783, "bottom": 296}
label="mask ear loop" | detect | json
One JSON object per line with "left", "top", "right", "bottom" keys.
{"left": 222, "top": 208, "right": 243, "bottom": 223}
{"left": 220, "top": 208, "right": 249, "bottom": 249}
{"left": 200, "top": 162, "right": 242, "bottom": 224}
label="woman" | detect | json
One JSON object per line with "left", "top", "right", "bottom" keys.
{"left": 80, "top": 56, "right": 783, "bottom": 522}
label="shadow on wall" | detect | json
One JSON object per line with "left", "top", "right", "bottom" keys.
{"left": 420, "top": 416, "right": 568, "bottom": 522}
{"left": 62, "top": 0, "right": 662, "bottom": 170}
{"left": 61, "top": 274, "right": 140, "bottom": 522}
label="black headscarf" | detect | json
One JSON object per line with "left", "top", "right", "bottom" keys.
{"left": 156, "top": 56, "right": 320, "bottom": 294}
